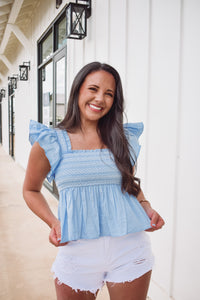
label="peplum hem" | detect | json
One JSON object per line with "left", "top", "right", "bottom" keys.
{"left": 58, "top": 184, "right": 151, "bottom": 243}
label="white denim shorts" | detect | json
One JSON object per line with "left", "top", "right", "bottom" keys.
{"left": 51, "top": 231, "right": 154, "bottom": 294}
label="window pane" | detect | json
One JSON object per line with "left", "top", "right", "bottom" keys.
{"left": 58, "top": 17, "right": 67, "bottom": 49}
{"left": 56, "top": 56, "right": 66, "bottom": 124}
{"left": 42, "top": 31, "right": 53, "bottom": 63}
{"left": 42, "top": 62, "right": 53, "bottom": 127}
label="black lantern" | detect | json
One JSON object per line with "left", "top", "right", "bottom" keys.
{"left": 66, "top": 0, "right": 91, "bottom": 40}
{"left": 0, "top": 88, "right": 6, "bottom": 98}
{"left": 8, "top": 75, "right": 18, "bottom": 90}
{"left": 19, "top": 61, "right": 30, "bottom": 81}
{"left": 56, "top": 0, "right": 62, "bottom": 9}
{"left": 8, "top": 82, "right": 14, "bottom": 96}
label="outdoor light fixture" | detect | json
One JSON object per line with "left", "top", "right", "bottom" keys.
{"left": 0, "top": 88, "right": 6, "bottom": 98}
{"left": 66, "top": 0, "right": 91, "bottom": 40}
{"left": 19, "top": 61, "right": 30, "bottom": 81}
{"left": 8, "top": 82, "right": 14, "bottom": 96}
{"left": 56, "top": 0, "right": 62, "bottom": 9}
{"left": 8, "top": 75, "right": 18, "bottom": 90}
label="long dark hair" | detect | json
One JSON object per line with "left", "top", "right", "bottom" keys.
{"left": 58, "top": 62, "right": 140, "bottom": 196}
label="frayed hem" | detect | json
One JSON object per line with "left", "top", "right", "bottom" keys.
{"left": 105, "top": 266, "right": 153, "bottom": 286}
{"left": 52, "top": 272, "right": 102, "bottom": 296}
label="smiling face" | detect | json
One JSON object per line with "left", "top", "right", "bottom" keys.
{"left": 78, "top": 70, "right": 116, "bottom": 126}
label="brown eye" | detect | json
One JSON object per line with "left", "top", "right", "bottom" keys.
{"left": 106, "top": 92, "right": 114, "bottom": 97}
{"left": 89, "top": 87, "right": 97, "bottom": 92}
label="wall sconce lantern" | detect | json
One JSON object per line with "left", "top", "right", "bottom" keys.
{"left": 56, "top": 0, "right": 62, "bottom": 9}
{"left": 66, "top": 0, "right": 91, "bottom": 40}
{"left": 8, "top": 75, "right": 18, "bottom": 91}
{"left": 0, "top": 88, "right": 6, "bottom": 98}
{"left": 19, "top": 61, "right": 30, "bottom": 81}
{"left": 8, "top": 82, "right": 14, "bottom": 96}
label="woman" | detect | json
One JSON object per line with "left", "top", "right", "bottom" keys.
{"left": 23, "top": 62, "right": 164, "bottom": 300}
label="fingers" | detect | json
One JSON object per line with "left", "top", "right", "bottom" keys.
{"left": 58, "top": 242, "right": 69, "bottom": 246}
{"left": 49, "top": 221, "right": 62, "bottom": 247}
{"left": 156, "top": 216, "right": 165, "bottom": 229}
{"left": 149, "top": 211, "right": 165, "bottom": 231}
{"left": 49, "top": 221, "right": 69, "bottom": 247}
{"left": 49, "top": 227, "right": 60, "bottom": 246}
{"left": 56, "top": 225, "right": 61, "bottom": 243}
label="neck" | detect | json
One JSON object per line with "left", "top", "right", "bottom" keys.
{"left": 80, "top": 119, "right": 99, "bottom": 135}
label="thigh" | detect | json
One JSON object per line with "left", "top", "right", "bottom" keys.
{"left": 52, "top": 239, "right": 105, "bottom": 296}
{"left": 55, "top": 279, "right": 97, "bottom": 300}
{"left": 106, "top": 270, "right": 152, "bottom": 300}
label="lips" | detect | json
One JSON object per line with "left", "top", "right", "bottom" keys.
{"left": 88, "top": 103, "right": 103, "bottom": 112}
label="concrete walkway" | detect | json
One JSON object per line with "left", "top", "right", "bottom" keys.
{"left": 0, "top": 146, "right": 109, "bottom": 300}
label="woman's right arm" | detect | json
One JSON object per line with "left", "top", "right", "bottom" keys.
{"left": 23, "top": 142, "right": 62, "bottom": 246}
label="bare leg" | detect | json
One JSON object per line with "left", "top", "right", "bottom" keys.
{"left": 106, "top": 270, "right": 152, "bottom": 300}
{"left": 55, "top": 278, "right": 97, "bottom": 300}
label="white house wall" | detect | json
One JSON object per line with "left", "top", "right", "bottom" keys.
{"left": 146, "top": 0, "right": 181, "bottom": 298}
{"left": 0, "top": 1, "right": 200, "bottom": 299}
{"left": 172, "top": 0, "right": 200, "bottom": 299}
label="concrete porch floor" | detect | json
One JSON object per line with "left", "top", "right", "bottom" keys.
{"left": 0, "top": 146, "right": 109, "bottom": 300}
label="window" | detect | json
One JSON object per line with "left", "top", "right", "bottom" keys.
{"left": 41, "top": 30, "right": 53, "bottom": 64}
{"left": 56, "top": 15, "right": 67, "bottom": 50}
{"left": 41, "top": 62, "right": 53, "bottom": 127}
{"left": 38, "top": 9, "right": 67, "bottom": 197}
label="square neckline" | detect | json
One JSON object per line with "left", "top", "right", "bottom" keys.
{"left": 63, "top": 129, "right": 109, "bottom": 153}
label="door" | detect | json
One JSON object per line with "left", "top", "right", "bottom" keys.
{"left": 39, "top": 47, "right": 66, "bottom": 197}
{"left": 8, "top": 94, "right": 15, "bottom": 158}
{"left": 0, "top": 101, "right": 2, "bottom": 144}
{"left": 52, "top": 48, "right": 66, "bottom": 196}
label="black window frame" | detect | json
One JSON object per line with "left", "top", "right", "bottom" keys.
{"left": 37, "top": 7, "right": 68, "bottom": 198}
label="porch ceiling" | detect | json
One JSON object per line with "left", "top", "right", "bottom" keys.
{"left": 0, "top": 0, "right": 13, "bottom": 49}
{"left": 0, "top": 0, "right": 40, "bottom": 83}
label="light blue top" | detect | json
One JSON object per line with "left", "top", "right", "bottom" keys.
{"left": 29, "top": 120, "right": 151, "bottom": 243}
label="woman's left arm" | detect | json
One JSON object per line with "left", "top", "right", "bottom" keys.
{"left": 137, "top": 189, "right": 165, "bottom": 232}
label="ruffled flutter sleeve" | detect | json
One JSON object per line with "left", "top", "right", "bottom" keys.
{"left": 123, "top": 122, "right": 144, "bottom": 166}
{"left": 29, "top": 120, "right": 61, "bottom": 182}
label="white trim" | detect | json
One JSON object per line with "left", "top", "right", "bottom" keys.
{"left": 7, "top": 24, "right": 31, "bottom": 50}
{"left": 8, "top": 0, "right": 24, "bottom": 24}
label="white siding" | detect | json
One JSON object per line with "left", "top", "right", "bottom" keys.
{"left": 146, "top": 0, "right": 181, "bottom": 298}
{"left": 95, "top": 0, "right": 109, "bottom": 62}
{"left": 0, "top": 1, "right": 200, "bottom": 299}
{"left": 126, "top": 0, "right": 150, "bottom": 182}
{"left": 172, "top": 0, "right": 200, "bottom": 299}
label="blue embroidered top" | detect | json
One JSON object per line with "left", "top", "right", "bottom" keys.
{"left": 29, "top": 120, "right": 151, "bottom": 243}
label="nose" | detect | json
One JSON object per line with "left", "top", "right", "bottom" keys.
{"left": 94, "top": 91, "right": 104, "bottom": 103}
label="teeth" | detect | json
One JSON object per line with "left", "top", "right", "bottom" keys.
{"left": 89, "top": 104, "right": 102, "bottom": 110}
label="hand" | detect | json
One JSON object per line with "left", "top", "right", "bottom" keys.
{"left": 49, "top": 219, "right": 68, "bottom": 247}
{"left": 143, "top": 205, "right": 165, "bottom": 232}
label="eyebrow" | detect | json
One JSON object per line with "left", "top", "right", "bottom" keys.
{"left": 88, "top": 84, "right": 114, "bottom": 93}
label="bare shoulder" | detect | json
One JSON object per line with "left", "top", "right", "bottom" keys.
{"left": 28, "top": 142, "right": 50, "bottom": 169}
{"left": 23, "top": 142, "right": 51, "bottom": 191}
